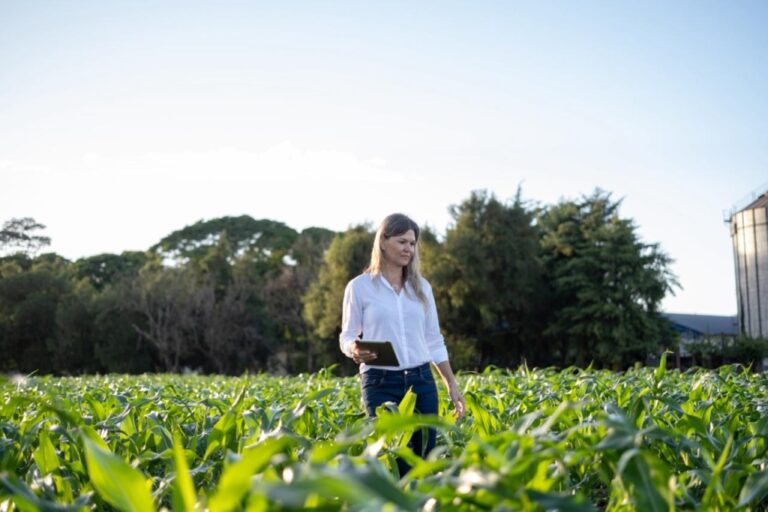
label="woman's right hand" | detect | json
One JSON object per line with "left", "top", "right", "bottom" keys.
{"left": 351, "top": 341, "right": 378, "bottom": 365}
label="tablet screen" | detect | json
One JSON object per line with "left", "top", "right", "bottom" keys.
{"left": 355, "top": 340, "right": 400, "bottom": 367}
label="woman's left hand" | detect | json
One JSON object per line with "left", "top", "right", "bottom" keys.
{"left": 448, "top": 385, "right": 466, "bottom": 420}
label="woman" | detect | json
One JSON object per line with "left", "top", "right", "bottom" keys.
{"left": 339, "top": 213, "right": 465, "bottom": 475}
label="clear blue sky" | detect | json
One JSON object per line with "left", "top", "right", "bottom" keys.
{"left": 2, "top": 1, "right": 766, "bottom": 315}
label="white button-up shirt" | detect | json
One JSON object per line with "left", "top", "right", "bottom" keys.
{"left": 339, "top": 272, "right": 449, "bottom": 372}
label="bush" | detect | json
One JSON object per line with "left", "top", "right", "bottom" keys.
{"left": 725, "top": 336, "right": 768, "bottom": 370}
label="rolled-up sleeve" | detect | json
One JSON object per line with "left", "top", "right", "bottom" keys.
{"left": 424, "top": 281, "right": 449, "bottom": 364}
{"left": 339, "top": 280, "right": 362, "bottom": 358}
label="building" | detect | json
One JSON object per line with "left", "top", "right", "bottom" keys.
{"left": 663, "top": 313, "right": 739, "bottom": 368}
{"left": 729, "top": 188, "right": 768, "bottom": 338}
{"left": 665, "top": 313, "right": 738, "bottom": 342}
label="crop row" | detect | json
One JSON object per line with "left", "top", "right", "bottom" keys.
{"left": 1, "top": 362, "right": 768, "bottom": 510}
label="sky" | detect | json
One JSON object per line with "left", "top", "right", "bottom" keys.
{"left": 1, "top": 1, "right": 766, "bottom": 315}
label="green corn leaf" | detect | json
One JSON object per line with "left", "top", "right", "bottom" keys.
{"left": 392, "top": 387, "right": 419, "bottom": 449}
{"left": 208, "top": 437, "right": 293, "bottom": 512}
{"left": 527, "top": 490, "right": 597, "bottom": 512}
{"left": 42, "top": 401, "right": 83, "bottom": 427}
{"left": 738, "top": 470, "right": 768, "bottom": 507}
{"left": 654, "top": 351, "right": 668, "bottom": 386}
{"left": 398, "top": 387, "right": 416, "bottom": 416}
{"left": 245, "top": 492, "right": 269, "bottom": 512}
{"left": 203, "top": 386, "right": 246, "bottom": 460}
{"left": 81, "top": 435, "right": 154, "bottom": 512}
{"left": 53, "top": 473, "right": 76, "bottom": 504}
{"left": 204, "top": 410, "right": 236, "bottom": 460}
{"left": 0, "top": 473, "right": 44, "bottom": 512}
{"left": 33, "top": 429, "right": 60, "bottom": 475}
{"left": 752, "top": 416, "right": 768, "bottom": 437}
{"left": 702, "top": 433, "right": 734, "bottom": 506}
{"left": 292, "top": 388, "right": 335, "bottom": 415}
{"left": 257, "top": 468, "right": 419, "bottom": 510}
{"left": 172, "top": 433, "right": 197, "bottom": 511}
{"left": 83, "top": 394, "right": 106, "bottom": 422}
{"left": 617, "top": 449, "right": 672, "bottom": 512}
{"left": 1, "top": 472, "right": 94, "bottom": 511}
{"left": 308, "top": 440, "right": 345, "bottom": 464}
{"left": 353, "top": 467, "right": 421, "bottom": 509}
{"left": 373, "top": 413, "right": 449, "bottom": 437}
{"left": 464, "top": 391, "right": 499, "bottom": 435}
{"left": 258, "top": 478, "right": 370, "bottom": 508}
{"left": 121, "top": 413, "right": 137, "bottom": 437}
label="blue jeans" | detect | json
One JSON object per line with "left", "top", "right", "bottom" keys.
{"left": 361, "top": 362, "right": 438, "bottom": 476}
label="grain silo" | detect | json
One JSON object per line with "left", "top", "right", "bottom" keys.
{"left": 730, "top": 189, "right": 768, "bottom": 338}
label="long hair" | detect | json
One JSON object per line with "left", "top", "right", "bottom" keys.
{"left": 366, "top": 213, "right": 428, "bottom": 306}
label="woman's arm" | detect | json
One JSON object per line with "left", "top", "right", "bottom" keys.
{"left": 339, "top": 281, "right": 363, "bottom": 358}
{"left": 434, "top": 360, "right": 465, "bottom": 420}
{"left": 339, "top": 280, "right": 377, "bottom": 364}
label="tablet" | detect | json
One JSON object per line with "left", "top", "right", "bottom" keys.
{"left": 355, "top": 340, "right": 400, "bottom": 367}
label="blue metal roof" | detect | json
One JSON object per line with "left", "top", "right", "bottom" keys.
{"left": 663, "top": 313, "right": 738, "bottom": 336}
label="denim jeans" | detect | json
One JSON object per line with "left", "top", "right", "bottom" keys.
{"left": 360, "top": 362, "right": 438, "bottom": 476}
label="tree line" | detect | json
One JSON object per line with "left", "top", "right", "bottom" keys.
{"left": 0, "top": 188, "right": 712, "bottom": 375}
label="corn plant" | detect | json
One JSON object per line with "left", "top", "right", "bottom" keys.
{"left": 1, "top": 360, "right": 768, "bottom": 510}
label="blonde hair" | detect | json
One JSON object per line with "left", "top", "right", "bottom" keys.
{"left": 366, "top": 213, "right": 428, "bottom": 306}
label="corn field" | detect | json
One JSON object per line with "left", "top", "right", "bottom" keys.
{"left": 2, "top": 359, "right": 768, "bottom": 511}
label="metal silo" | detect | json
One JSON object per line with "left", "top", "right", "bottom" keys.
{"left": 730, "top": 189, "right": 768, "bottom": 338}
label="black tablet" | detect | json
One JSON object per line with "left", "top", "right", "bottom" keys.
{"left": 355, "top": 340, "right": 400, "bottom": 367}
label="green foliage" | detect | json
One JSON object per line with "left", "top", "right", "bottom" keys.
{"left": 171, "top": 433, "right": 197, "bottom": 511}
{"left": 81, "top": 432, "right": 155, "bottom": 511}
{"left": 0, "top": 262, "right": 71, "bottom": 373}
{"left": 128, "top": 259, "right": 275, "bottom": 373}
{"left": 0, "top": 215, "right": 336, "bottom": 376}
{"left": 2, "top": 366, "right": 768, "bottom": 510}
{"left": 538, "top": 190, "right": 679, "bottom": 368}
{"left": 0, "top": 194, "right": 687, "bottom": 374}
{"left": 423, "top": 189, "right": 544, "bottom": 369}
{"left": 291, "top": 227, "right": 336, "bottom": 270}
{"left": 72, "top": 251, "right": 148, "bottom": 291}
{"left": 302, "top": 225, "right": 372, "bottom": 370}
{"left": 49, "top": 282, "right": 98, "bottom": 373}
{"left": 0, "top": 254, "right": 33, "bottom": 276}
{"left": 196, "top": 231, "right": 236, "bottom": 298}
{"left": 151, "top": 215, "right": 298, "bottom": 264}
{"left": 259, "top": 227, "right": 336, "bottom": 373}
{"left": 0, "top": 217, "right": 51, "bottom": 257}
{"left": 89, "top": 283, "right": 157, "bottom": 373}
{"left": 687, "top": 336, "right": 768, "bottom": 370}
{"left": 725, "top": 337, "right": 768, "bottom": 368}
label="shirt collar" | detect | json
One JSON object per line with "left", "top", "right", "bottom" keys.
{"left": 370, "top": 272, "right": 411, "bottom": 292}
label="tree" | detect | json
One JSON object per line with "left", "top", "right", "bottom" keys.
{"left": 189, "top": 233, "right": 281, "bottom": 373}
{"left": 538, "top": 190, "right": 678, "bottom": 368}
{"left": 0, "top": 255, "right": 71, "bottom": 373}
{"left": 194, "top": 271, "right": 274, "bottom": 373}
{"left": 91, "top": 281, "right": 157, "bottom": 373}
{"left": 302, "top": 225, "right": 373, "bottom": 371}
{"left": 0, "top": 217, "right": 51, "bottom": 256}
{"left": 151, "top": 216, "right": 298, "bottom": 265}
{"left": 72, "top": 252, "right": 149, "bottom": 291}
{"left": 195, "top": 231, "right": 235, "bottom": 300}
{"left": 125, "top": 236, "right": 280, "bottom": 374}
{"left": 422, "top": 190, "right": 544, "bottom": 369}
{"left": 260, "top": 227, "right": 336, "bottom": 372}
{"left": 49, "top": 280, "right": 99, "bottom": 374}
{"left": 128, "top": 265, "right": 200, "bottom": 372}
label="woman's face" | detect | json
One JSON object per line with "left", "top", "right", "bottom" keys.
{"left": 380, "top": 229, "right": 417, "bottom": 268}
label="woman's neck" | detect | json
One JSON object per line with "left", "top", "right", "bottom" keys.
{"left": 380, "top": 262, "right": 404, "bottom": 286}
